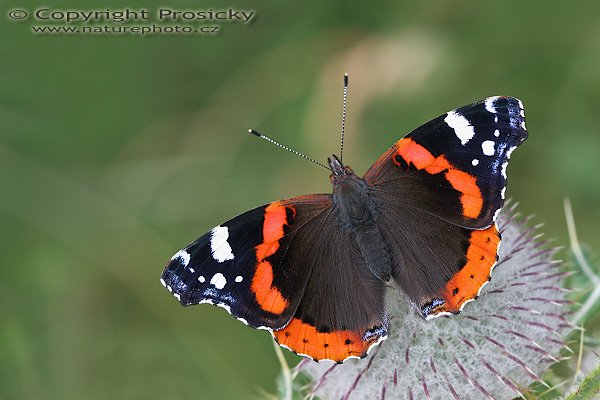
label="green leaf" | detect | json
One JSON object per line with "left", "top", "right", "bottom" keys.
{"left": 565, "top": 365, "right": 600, "bottom": 400}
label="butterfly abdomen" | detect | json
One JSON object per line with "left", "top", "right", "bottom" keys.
{"left": 354, "top": 225, "right": 392, "bottom": 283}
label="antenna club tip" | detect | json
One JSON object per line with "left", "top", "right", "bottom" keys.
{"left": 344, "top": 73, "right": 349, "bottom": 86}
{"left": 248, "top": 129, "right": 261, "bottom": 137}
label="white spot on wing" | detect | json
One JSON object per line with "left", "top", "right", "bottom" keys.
{"left": 198, "top": 276, "right": 205, "bottom": 283}
{"left": 501, "top": 161, "right": 508, "bottom": 178}
{"left": 472, "top": 159, "right": 479, "bottom": 166}
{"left": 235, "top": 275, "right": 243, "bottom": 283}
{"left": 501, "top": 187, "right": 506, "bottom": 199}
{"left": 426, "top": 310, "right": 453, "bottom": 320}
{"left": 493, "top": 208, "right": 501, "bottom": 222}
{"left": 482, "top": 140, "right": 496, "bottom": 156}
{"left": 485, "top": 96, "right": 499, "bottom": 113}
{"left": 171, "top": 249, "right": 191, "bottom": 266}
{"left": 257, "top": 325, "right": 272, "bottom": 332}
{"left": 506, "top": 146, "right": 516, "bottom": 158}
{"left": 160, "top": 278, "right": 166, "bottom": 287}
{"left": 210, "top": 226, "right": 235, "bottom": 263}
{"left": 210, "top": 273, "right": 227, "bottom": 290}
{"left": 220, "top": 303, "right": 231, "bottom": 314}
{"left": 444, "top": 111, "right": 475, "bottom": 145}
{"left": 494, "top": 129, "right": 500, "bottom": 137}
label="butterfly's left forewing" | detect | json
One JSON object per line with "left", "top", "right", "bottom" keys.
{"left": 365, "top": 96, "right": 527, "bottom": 229}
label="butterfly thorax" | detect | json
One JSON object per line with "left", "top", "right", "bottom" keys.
{"left": 329, "top": 155, "right": 371, "bottom": 226}
{"left": 328, "top": 154, "right": 392, "bottom": 282}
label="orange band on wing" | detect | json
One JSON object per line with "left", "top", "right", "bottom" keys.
{"left": 251, "top": 202, "right": 293, "bottom": 315}
{"left": 435, "top": 224, "right": 500, "bottom": 314}
{"left": 251, "top": 261, "right": 288, "bottom": 315}
{"left": 444, "top": 169, "right": 483, "bottom": 218}
{"left": 273, "top": 318, "right": 383, "bottom": 362}
{"left": 394, "top": 138, "right": 483, "bottom": 219}
{"left": 255, "top": 203, "right": 288, "bottom": 259}
{"left": 396, "top": 138, "right": 437, "bottom": 169}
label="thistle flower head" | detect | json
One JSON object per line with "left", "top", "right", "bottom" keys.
{"left": 295, "top": 205, "right": 572, "bottom": 399}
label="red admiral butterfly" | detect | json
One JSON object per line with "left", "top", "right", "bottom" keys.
{"left": 160, "top": 76, "right": 528, "bottom": 363}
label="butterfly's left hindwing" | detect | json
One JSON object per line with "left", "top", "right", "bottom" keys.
{"left": 161, "top": 196, "right": 330, "bottom": 330}
{"left": 271, "top": 208, "right": 389, "bottom": 362}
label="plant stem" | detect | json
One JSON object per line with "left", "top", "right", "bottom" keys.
{"left": 273, "top": 341, "right": 292, "bottom": 400}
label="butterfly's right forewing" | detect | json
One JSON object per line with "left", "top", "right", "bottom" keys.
{"left": 161, "top": 197, "right": 329, "bottom": 330}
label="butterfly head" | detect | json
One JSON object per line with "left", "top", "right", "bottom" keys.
{"left": 328, "top": 154, "right": 355, "bottom": 184}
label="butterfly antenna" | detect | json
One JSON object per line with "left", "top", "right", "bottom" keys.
{"left": 248, "top": 129, "right": 332, "bottom": 171}
{"left": 339, "top": 73, "right": 349, "bottom": 164}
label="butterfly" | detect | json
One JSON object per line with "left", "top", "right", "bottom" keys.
{"left": 160, "top": 78, "right": 528, "bottom": 363}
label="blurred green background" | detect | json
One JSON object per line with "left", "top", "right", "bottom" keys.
{"left": 1, "top": 0, "right": 599, "bottom": 398}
